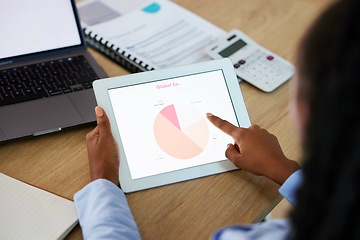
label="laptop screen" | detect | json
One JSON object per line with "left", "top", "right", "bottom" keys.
{"left": 0, "top": 0, "right": 82, "bottom": 60}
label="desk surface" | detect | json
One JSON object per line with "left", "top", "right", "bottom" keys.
{"left": 0, "top": 0, "right": 332, "bottom": 239}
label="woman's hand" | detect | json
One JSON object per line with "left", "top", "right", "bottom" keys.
{"left": 86, "top": 106, "right": 119, "bottom": 186}
{"left": 207, "top": 113, "right": 300, "bottom": 185}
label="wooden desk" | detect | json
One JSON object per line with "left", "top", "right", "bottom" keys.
{"left": 0, "top": 0, "right": 332, "bottom": 239}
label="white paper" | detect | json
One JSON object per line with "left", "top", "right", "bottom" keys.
{"left": 82, "top": 0, "right": 226, "bottom": 69}
{"left": 77, "top": 0, "right": 149, "bottom": 27}
{"left": 0, "top": 173, "right": 78, "bottom": 240}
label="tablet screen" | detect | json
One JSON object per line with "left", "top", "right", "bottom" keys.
{"left": 108, "top": 69, "right": 238, "bottom": 179}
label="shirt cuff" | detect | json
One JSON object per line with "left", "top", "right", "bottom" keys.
{"left": 74, "top": 179, "right": 141, "bottom": 239}
{"left": 279, "top": 169, "right": 303, "bottom": 206}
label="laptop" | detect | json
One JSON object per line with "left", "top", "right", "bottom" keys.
{"left": 0, "top": 0, "right": 108, "bottom": 143}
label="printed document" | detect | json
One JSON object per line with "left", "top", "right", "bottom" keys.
{"left": 78, "top": 0, "right": 225, "bottom": 69}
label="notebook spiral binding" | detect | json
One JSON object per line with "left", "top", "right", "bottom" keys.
{"left": 83, "top": 28, "right": 155, "bottom": 73}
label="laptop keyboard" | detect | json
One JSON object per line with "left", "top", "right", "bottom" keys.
{"left": 0, "top": 55, "right": 100, "bottom": 106}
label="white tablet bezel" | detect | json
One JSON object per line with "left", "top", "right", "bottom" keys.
{"left": 93, "top": 58, "right": 251, "bottom": 193}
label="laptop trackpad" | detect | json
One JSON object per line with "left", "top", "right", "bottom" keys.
{"left": 0, "top": 96, "right": 82, "bottom": 138}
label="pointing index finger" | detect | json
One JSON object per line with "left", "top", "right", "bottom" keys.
{"left": 206, "top": 113, "right": 240, "bottom": 137}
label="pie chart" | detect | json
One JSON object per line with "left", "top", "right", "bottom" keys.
{"left": 153, "top": 104, "right": 209, "bottom": 159}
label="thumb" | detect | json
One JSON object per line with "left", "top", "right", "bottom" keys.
{"left": 225, "top": 143, "right": 241, "bottom": 166}
{"left": 95, "top": 106, "right": 111, "bottom": 135}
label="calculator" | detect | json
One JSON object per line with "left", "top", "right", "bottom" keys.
{"left": 205, "top": 29, "right": 295, "bottom": 92}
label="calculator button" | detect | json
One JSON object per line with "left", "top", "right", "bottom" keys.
{"left": 239, "top": 59, "right": 246, "bottom": 65}
{"left": 267, "top": 55, "right": 274, "bottom": 61}
{"left": 234, "top": 63, "right": 241, "bottom": 68}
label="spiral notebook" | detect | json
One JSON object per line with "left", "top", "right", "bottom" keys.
{"left": 77, "top": 0, "right": 225, "bottom": 73}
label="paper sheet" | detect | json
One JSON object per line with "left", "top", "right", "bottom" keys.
{"left": 80, "top": 0, "right": 225, "bottom": 69}
{"left": 0, "top": 173, "right": 78, "bottom": 240}
{"left": 77, "top": 0, "right": 149, "bottom": 27}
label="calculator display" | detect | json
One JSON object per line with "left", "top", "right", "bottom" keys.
{"left": 205, "top": 29, "right": 295, "bottom": 92}
{"left": 219, "top": 39, "right": 247, "bottom": 57}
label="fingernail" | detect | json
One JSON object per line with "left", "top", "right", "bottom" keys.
{"left": 227, "top": 143, "right": 231, "bottom": 148}
{"left": 95, "top": 106, "right": 104, "bottom": 117}
{"left": 206, "top": 113, "right": 213, "bottom": 118}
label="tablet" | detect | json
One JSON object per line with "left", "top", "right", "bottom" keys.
{"left": 93, "top": 58, "right": 251, "bottom": 192}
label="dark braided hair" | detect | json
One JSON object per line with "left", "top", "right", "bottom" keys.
{"left": 289, "top": 0, "right": 360, "bottom": 239}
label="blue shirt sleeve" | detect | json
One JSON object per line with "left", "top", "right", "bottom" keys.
{"left": 211, "top": 219, "right": 291, "bottom": 240}
{"left": 74, "top": 179, "right": 141, "bottom": 240}
{"left": 278, "top": 169, "right": 303, "bottom": 206}
{"left": 210, "top": 170, "right": 303, "bottom": 240}
{"left": 73, "top": 171, "right": 303, "bottom": 240}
